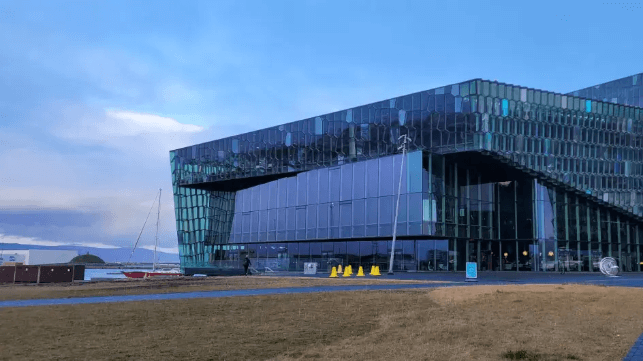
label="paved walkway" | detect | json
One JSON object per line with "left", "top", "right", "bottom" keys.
{"left": 623, "top": 336, "right": 643, "bottom": 361}
{"left": 0, "top": 283, "right": 454, "bottom": 308}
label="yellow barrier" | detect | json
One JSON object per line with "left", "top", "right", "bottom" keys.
{"left": 342, "top": 265, "right": 351, "bottom": 277}
{"left": 356, "top": 266, "right": 365, "bottom": 277}
{"left": 329, "top": 266, "right": 338, "bottom": 278}
{"left": 371, "top": 265, "right": 381, "bottom": 276}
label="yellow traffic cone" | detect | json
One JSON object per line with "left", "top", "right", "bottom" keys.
{"left": 337, "top": 264, "right": 343, "bottom": 274}
{"left": 369, "top": 265, "right": 375, "bottom": 276}
{"left": 329, "top": 266, "right": 338, "bottom": 278}
{"left": 342, "top": 265, "right": 351, "bottom": 277}
{"left": 372, "top": 265, "right": 381, "bottom": 276}
{"left": 347, "top": 265, "right": 353, "bottom": 275}
{"left": 356, "top": 266, "right": 365, "bottom": 277}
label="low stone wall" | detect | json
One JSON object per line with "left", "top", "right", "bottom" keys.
{"left": 0, "top": 265, "right": 85, "bottom": 284}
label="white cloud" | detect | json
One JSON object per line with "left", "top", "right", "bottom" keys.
{"left": 0, "top": 233, "right": 119, "bottom": 249}
{"left": 140, "top": 245, "right": 179, "bottom": 254}
{"left": 104, "top": 110, "right": 204, "bottom": 136}
{"left": 0, "top": 110, "right": 190, "bottom": 252}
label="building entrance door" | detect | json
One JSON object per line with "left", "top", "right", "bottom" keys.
{"left": 480, "top": 241, "right": 500, "bottom": 271}
{"left": 467, "top": 240, "right": 478, "bottom": 267}
{"left": 501, "top": 241, "right": 516, "bottom": 271}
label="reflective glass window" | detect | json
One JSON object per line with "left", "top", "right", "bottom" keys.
{"left": 277, "top": 208, "right": 286, "bottom": 231}
{"left": 269, "top": 181, "right": 278, "bottom": 209}
{"left": 317, "top": 203, "right": 329, "bottom": 238}
{"left": 318, "top": 168, "right": 329, "bottom": 204}
{"left": 259, "top": 183, "right": 269, "bottom": 211}
{"left": 379, "top": 157, "right": 394, "bottom": 197}
{"left": 287, "top": 177, "right": 297, "bottom": 207}
{"left": 268, "top": 209, "right": 277, "bottom": 232}
{"left": 366, "top": 158, "right": 379, "bottom": 198}
{"left": 297, "top": 173, "right": 307, "bottom": 206}
{"left": 341, "top": 164, "right": 353, "bottom": 201}
{"left": 330, "top": 167, "right": 341, "bottom": 202}
{"left": 353, "top": 161, "right": 366, "bottom": 199}
{"left": 278, "top": 178, "right": 288, "bottom": 208}
{"left": 340, "top": 202, "right": 352, "bottom": 238}
{"left": 307, "top": 170, "right": 318, "bottom": 205}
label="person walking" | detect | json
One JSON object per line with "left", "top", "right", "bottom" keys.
{"left": 243, "top": 255, "right": 251, "bottom": 276}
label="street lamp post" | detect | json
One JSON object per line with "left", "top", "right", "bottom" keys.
{"left": 388, "top": 134, "right": 409, "bottom": 275}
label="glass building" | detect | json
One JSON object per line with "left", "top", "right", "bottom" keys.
{"left": 170, "top": 78, "right": 643, "bottom": 275}
{"left": 570, "top": 73, "right": 643, "bottom": 108}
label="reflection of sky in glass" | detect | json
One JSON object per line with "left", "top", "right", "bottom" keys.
{"left": 535, "top": 181, "right": 556, "bottom": 240}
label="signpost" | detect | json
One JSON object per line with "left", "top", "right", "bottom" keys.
{"left": 303, "top": 262, "right": 318, "bottom": 275}
{"left": 465, "top": 262, "right": 478, "bottom": 282}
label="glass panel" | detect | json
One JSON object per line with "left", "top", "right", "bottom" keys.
{"left": 379, "top": 156, "right": 394, "bottom": 197}
{"left": 401, "top": 240, "right": 415, "bottom": 271}
{"left": 353, "top": 161, "right": 366, "bottom": 199}
{"left": 306, "top": 205, "right": 317, "bottom": 239}
{"left": 366, "top": 159, "right": 379, "bottom": 198}
{"left": 288, "top": 243, "right": 299, "bottom": 271}
{"left": 347, "top": 241, "right": 360, "bottom": 269}
{"left": 352, "top": 198, "right": 365, "bottom": 237}
{"left": 298, "top": 242, "right": 310, "bottom": 269}
{"left": 340, "top": 202, "right": 352, "bottom": 238}
{"left": 318, "top": 168, "right": 329, "bottom": 204}
{"left": 360, "top": 241, "right": 374, "bottom": 267}
{"left": 287, "top": 177, "right": 297, "bottom": 207}
{"left": 374, "top": 241, "right": 388, "bottom": 270}
{"left": 317, "top": 203, "right": 329, "bottom": 239}
{"left": 332, "top": 241, "right": 346, "bottom": 269}
{"left": 329, "top": 167, "right": 341, "bottom": 202}
{"left": 310, "top": 242, "right": 322, "bottom": 271}
{"left": 307, "top": 170, "right": 318, "bottom": 205}
{"left": 435, "top": 240, "right": 449, "bottom": 271}
{"left": 365, "top": 198, "right": 378, "bottom": 236}
{"left": 341, "top": 164, "right": 353, "bottom": 201}
{"left": 379, "top": 196, "right": 393, "bottom": 236}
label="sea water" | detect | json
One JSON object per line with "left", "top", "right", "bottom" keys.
{"left": 83, "top": 268, "right": 151, "bottom": 281}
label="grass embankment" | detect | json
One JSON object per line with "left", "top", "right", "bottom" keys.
{"left": 1, "top": 284, "right": 641, "bottom": 360}
{"left": 0, "top": 276, "right": 447, "bottom": 301}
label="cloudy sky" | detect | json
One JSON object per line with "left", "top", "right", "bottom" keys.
{"left": 0, "top": 0, "right": 641, "bottom": 257}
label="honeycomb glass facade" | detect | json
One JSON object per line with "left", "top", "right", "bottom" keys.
{"left": 570, "top": 73, "right": 643, "bottom": 108}
{"left": 171, "top": 78, "right": 643, "bottom": 274}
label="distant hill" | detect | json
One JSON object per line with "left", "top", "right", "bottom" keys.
{"left": 71, "top": 253, "right": 105, "bottom": 264}
{"left": 0, "top": 243, "right": 179, "bottom": 263}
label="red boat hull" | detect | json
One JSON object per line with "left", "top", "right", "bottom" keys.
{"left": 122, "top": 271, "right": 182, "bottom": 279}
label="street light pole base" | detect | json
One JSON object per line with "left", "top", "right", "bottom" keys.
{"left": 387, "top": 271, "right": 394, "bottom": 275}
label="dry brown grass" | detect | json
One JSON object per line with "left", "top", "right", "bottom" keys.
{"left": 0, "top": 276, "right": 447, "bottom": 301}
{"left": 1, "top": 284, "right": 642, "bottom": 360}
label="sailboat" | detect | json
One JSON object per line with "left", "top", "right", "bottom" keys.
{"left": 122, "top": 189, "right": 182, "bottom": 279}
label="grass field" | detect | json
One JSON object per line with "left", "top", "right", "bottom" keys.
{"left": 0, "top": 276, "right": 447, "bottom": 301}
{"left": 1, "top": 283, "right": 642, "bottom": 360}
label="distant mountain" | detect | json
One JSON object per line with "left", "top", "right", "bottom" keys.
{"left": 0, "top": 243, "right": 179, "bottom": 263}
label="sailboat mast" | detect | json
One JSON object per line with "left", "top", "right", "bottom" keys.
{"left": 154, "top": 188, "right": 161, "bottom": 271}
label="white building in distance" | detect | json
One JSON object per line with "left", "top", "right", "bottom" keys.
{"left": 0, "top": 250, "right": 78, "bottom": 266}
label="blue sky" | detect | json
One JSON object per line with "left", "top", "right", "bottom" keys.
{"left": 0, "top": 0, "right": 641, "bottom": 256}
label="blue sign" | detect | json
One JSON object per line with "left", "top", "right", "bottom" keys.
{"left": 466, "top": 262, "right": 478, "bottom": 281}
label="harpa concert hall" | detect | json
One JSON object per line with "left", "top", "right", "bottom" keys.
{"left": 170, "top": 73, "right": 643, "bottom": 275}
